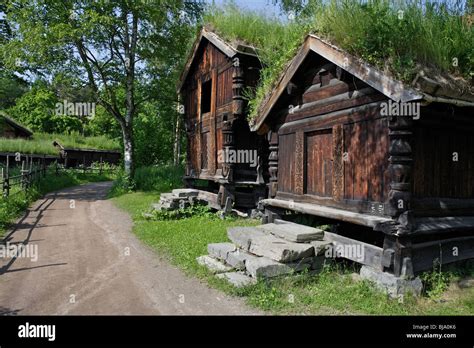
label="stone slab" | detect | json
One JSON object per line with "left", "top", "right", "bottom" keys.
{"left": 248, "top": 234, "right": 314, "bottom": 263}
{"left": 196, "top": 255, "right": 233, "bottom": 274}
{"left": 225, "top": 249, "right": 261, "bottom": 270}
{"left": 359, "top": 265, "right": 423, "bottom": 298}
{"left": 207, "top": 243, "right": 236, "bottom": 261}
{"left": 245, "top": 256, "right": 293, "bottom": 279}
{"left": 172, "top": 188, "right": 200, "bottom": 198}
{"left": 216, "top": 271, "right": 257, "bottom": 288}
{"left": 310, "top": 240, "right": 332, "bottom": 256}
{"left": 227, "top": 227, "right": 267, "bottom": 250}
{"left": 256, "top": 223, "right": 324, "bottom": 242}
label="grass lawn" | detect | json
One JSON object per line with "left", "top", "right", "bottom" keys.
{"left": 112, "top": 190, "right": 474, "bottom": 315}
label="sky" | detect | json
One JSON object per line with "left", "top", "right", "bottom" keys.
{"left": 207, "top": 0, "right": 282, "bottom": 15}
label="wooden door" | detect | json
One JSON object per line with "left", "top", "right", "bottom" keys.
{"left": 305, "top": 129, "right": 333, "bottom": 197}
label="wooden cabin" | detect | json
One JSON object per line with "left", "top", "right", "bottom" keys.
{"left": 252, "top": 35, "right": 474, "bottom": 278}
{"left": 178, "top": 28, "right": 267, "bottom": 209}
{"left": 53, "top": 141, "right": 121, "bottom": 168}
{"left": 0, "top": 113, "right": 33, "bottom": 139}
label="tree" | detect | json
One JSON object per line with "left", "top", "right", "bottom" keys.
{"left": 2, "top": 0, "right": 202, "bottom": 178}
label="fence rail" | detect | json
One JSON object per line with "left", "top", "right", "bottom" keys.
{"left": 0, "top": 155, "right": 117, "bottom": 198}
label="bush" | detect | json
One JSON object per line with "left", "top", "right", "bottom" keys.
{"left": 109, "top": 164, "right": 184, "bottom": 197}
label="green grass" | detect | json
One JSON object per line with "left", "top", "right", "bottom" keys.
{"left": 108, "top": 164, "right": 184, "bottom": 197}
{"left": 0, "top": 132, "right": 120, "bottom": 155}
{"left": 111, "top": 171, "right": 474, "bottom": 315}
{"left": 0, "top": 168, "right": 115, "bottom": 237}
{"left": 203, "top": 0, "right": 473, "bottom": 119}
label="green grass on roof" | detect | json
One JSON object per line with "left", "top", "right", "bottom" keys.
{"left": 204, "top": 0, "right": 473, "bottom": 119}
{"left": 0, "top": 132, "right": 120, "bottom": 156}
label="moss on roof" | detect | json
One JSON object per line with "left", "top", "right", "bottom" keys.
{"left": 203, "top": 1, "right": 473, "bottom": 119}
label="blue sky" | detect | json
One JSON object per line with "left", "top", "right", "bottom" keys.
{"left": 208, "top": 0, "right": 282, "bottom": 15}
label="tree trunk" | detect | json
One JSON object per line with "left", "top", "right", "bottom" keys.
{"left": 173, "top": 114, "right": 181, "bottom": 166}
{"left": 122, "top": 126, "right": 134, "bottom": 178}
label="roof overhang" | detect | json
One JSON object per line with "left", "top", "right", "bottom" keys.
{"left": 251, "top": 34, "right": 474, "bottom": 132}
{"left": 177, "top": 27, "right": 258, "bottom": 94}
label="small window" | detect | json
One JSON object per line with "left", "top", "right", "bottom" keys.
{"left": 201, "top": 79, "right": 212, "bottom": 114}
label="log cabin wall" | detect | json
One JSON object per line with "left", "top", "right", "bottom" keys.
{"left": 181, "top": 36, "right": 265, "bottom": 194}
{"left": 412, "top": 103, "right": 474, "bottom": 217}
{"left": 267, "top": 52, "right": 392, "bottom": 216}
{"left": 183, "top": 40, "right": 234, "bottom": 179}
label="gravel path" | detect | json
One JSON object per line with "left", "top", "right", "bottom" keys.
{"left": 0, "top": 182, "right": 260, "bottom": 315}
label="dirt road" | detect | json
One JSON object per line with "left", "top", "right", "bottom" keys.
{"left": 0, "top": 182, "right": 259, "bottom": 315}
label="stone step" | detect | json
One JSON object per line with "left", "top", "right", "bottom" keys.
{"left": 245, "top": 256, "right": 293, "bottom": 279}
{"left": 256, "top": 223, "right": 324, "bottom": 243}
{"left": 287, "top": 257, "right": 313, "bottom": 272}
{"left": 216, "top": 271, "right": 257, "bottom": 288}
{"left": 248, "top": 234, "right": 315, "bottom": 263}
{"left": 196, "top": 255, "right": 233, "bottom": 274}
{"left": 172, "top": 188, "right": 200, "bottom": 198}
{"left": 310, "top": 240, "right": 332, "bottom": 256}
{"left": 207, "top": 243, "right": 236, "bottom": 261}
{"left": 160, "top": 193, "right": 184, "bottom": 202}
{"left": 225, "top": 249, "right": 261, "bottom": 270}
{"left": 227, "top": 227, "right": 267, "bottom": 250}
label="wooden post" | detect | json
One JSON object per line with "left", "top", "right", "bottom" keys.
{"left": 83, "top": 155, "right": 86, "bottom": 174}
{"left": 268, "top": 131, "right": 279, "bottom": 198}
{"left": 3, "top": 155, "right": 9, "bottom": 198}
{"left": 100, "top": 156, "right": 103, "bottom": 175}
{"left": 221, "top": 119, "right": 234, "bottom": 182}
{"left": 387, "top": 115, "right": 414, "bottom": 233}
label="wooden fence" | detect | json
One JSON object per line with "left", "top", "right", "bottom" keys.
{"left": 0, "top": 155, "right": 117, "bottom": 198}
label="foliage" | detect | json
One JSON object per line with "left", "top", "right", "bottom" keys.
{"left": 0, "top": 132, "right": 120, "bottom": 155}
{"left": 205, "top": 0, "right": 473, "bottom": 120}
{"left": 6, "top": 83, "right": 83, "bottom": 134}
{"left": 145, "top": 203, "right": 218, "bottom": 221}
{"left": 0, "top": 71, "right": 28, "bottom": 109}
{"left": 109, "top": 164, "right": 184, "bottom": 197}
{"left": 2, "top": 0, "right": 203, "bottom": 176}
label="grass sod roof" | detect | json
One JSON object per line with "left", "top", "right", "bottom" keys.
{"left": 0, "top": 111, "right": 33, "bottom": 137}
{"left": 201, "top": 1, "right": 474, "bottom": 120}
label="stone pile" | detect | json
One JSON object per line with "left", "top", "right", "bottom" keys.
{"left": 152, "top": 189, "right": 200, "bottom": 211}
{"left": 197, "top": 221, "right": 332, "bottom": 287}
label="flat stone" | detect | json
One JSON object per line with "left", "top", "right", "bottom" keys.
{"left": 458, "top": 277, "right": 474, "bottom": 289}
{"left": 310, "top": 240, "right": 332, "bottom": 256}
{"left": 256, "top": 223, "right": 324, "bottom": 243}
{"left": 359, "top": 266, "right": 423, "bottom": 298}
{"left": 226, "top": 249, "right": 261, "bottom": 270}
{"left": 172, "top": 188, "right": 200, "bottom": 198}
{"left": 196, "top": 255, "right": 233, "bottom": 274}
{"left": 227, "top": 227, "right": 267, "bottom": 250}
{"left": 287, "top": 258, "right": 313, "bottom": 272}
{"left": 248, "top": 234, "right": 314, "bottom": 263}
{"left": 207, "top": 243, "right": 236, "bottom": 261}
{"left": 160, "top": 193, "right": 183, "bottom": 202}
{"left": 216, "top": 271, "right": 257, "bottom": 288}
{"left": 245, "top": 256, "right": 293, "bottom": 279}
{"left": 311, "top": 255, "right": 327, "bottom": 272}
